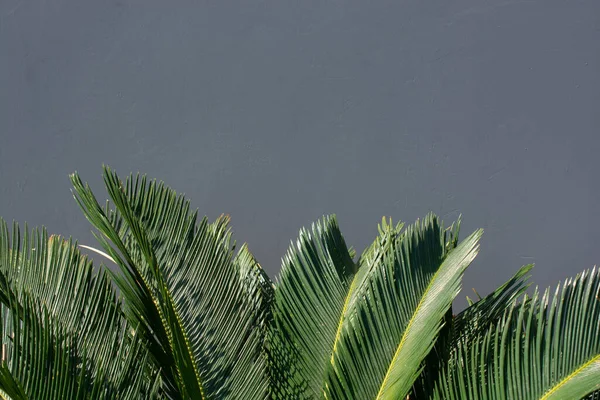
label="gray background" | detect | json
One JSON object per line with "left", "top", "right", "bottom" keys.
{"left": 1, "top": 0, "right": 599, "bottom": 308}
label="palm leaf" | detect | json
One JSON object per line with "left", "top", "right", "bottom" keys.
{"left": 0, "top": 221, "right": 155, "bottom": 399}
{"left": 269, "top": 216, "right": 410, "bottom": 399}
{"left": 451, "top": 263, "right": 534, "bottom": 348}
{"left": 269, "top": 215, "right": 363, "bottom": 399}
{"left": 235, "top": 245, "right": 274, "bottom": 397}
{"left": 0, "top": 289, "right": 152, "bottom": 399}
{"left": 410, "top": 219, "right": 464, "bottom": 399}
{"left": 412, "top": 263, "right": 533, "bottom": 399}
{"left": 434, "top": 266, "right": 600, "bottom": 400}
{"left": 325, "top": 214, "right": 482, "bottom": 399}
{"left": 270, "top": 213, "right": 480, "bottom": 399}
{"left": 236, "top": 244, "right": 274, "bottom": 335}
{"left": 70, "top": 167, "right": 268, "bottom": 399}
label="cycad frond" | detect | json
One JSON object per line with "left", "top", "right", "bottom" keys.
{"left": 234, "top": 245, "right": 274, "bottom": 398}
{"left": 0, "top": 290, "right": 152, "bottom": 399}
{"left": 452, "top": 263, "right": 534, "bottom": 348}
{"left": 236, "top": 244, "right": 274, "bottom": 335}
{"left": 410, "top": 218, "right": 465, "bottom": 399}
{"left": 434, "top": 267, "right": 600, "bottom": 400}
{"left": 0, "top": 221, "right": 155, "bottom": 399}
{"left": 270, "top": 213, "right": 481, "bottom": 400}
{"left": 269, "top": 215, "right": 358, "bottom": 399}
{"left": 325, "top": 214, "right": 482, "bottom": 399}
{"left": 71, "top": 167, "right": 269, "bottom": 399}
{"left": 412, "top": 263, "right": 533, "bottom": 399}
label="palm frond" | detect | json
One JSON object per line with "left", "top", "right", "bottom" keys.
{"left": 0, "top": 289, "right": 152, "bottom": 399}
{"left": 412, "top": 263, "right": 533, "bottom": 399}
{"left": 70, "top": 167, "right": 269, "bottom": 399}
{"left": 236, "top": 244, "right": 274, "bottom": 334}
{"left": 269, "top": 215, "right": 358, "bottom": 399}
{"left": 452, "top": 263, "right": 534, "bottom": 347}
{"left": 270, "top": 213, "right": 480, "bottom": 400}
{"left": 410, "top": 218, "right": 465, "bottom": 399}
{"left": 325, "top": 214, "right": 482, "bottom": 399}
{"left": 434, "top": 267, "right": 600, "bottom": 400}
{"left": 0, "top": 221, "right": 156, "bottom": 399}
{"left": 234, "top": 245, "right": 274, "bottom": 398}
{"left": 342, "top": 217, "right": 405, "bottom": 322}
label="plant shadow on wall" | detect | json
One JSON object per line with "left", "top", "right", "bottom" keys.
{"left": 0, "top": 165, "right": 599, "bottom": 400}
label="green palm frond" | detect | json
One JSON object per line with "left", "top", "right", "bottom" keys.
{"left": 5, "top": 163, "right": 598, "bottom": 400}
{"left": 0, "top": 223, "right": 124, "bottom": 357}
{"left": 410, "top": 218, "right": 465, "bottom": 399}
{"left": 341, "top": 217, "right": 406, "bottom": 323}
{"left": 270, "top": 213, "right": 481, "bottom": 399}
{"left": 269, "top": 215, "right": 362, "bottom": 399}
{"left": 434, "top": 266, "right": 600, "bottom": 400}
{"left": 269, "top": 216, "right": 410, "bottom": 399}
{"left": 236, "top": 244, "right": 274, "bottom": 332}
{"left": 0, "top": 290, "right": 152, "bottom": 399}
{"left": 70, "top": 167, "right": 269, "bottom": 399}
{"left": 0, "top": 221, "right": 156, "bottom": 399}
{"left": 269, "top": 216, "right": 403, "bottom": 399}
{"left": 452, "top": 263, "right": 534, "bottom": 348}
{"left": 234, "top": 245, "right": 274, "bottom": 397}
{"left": 412, "top": 263, "right": 533, "bottom": 399}
{"left": 325, "top": 214, "right": 482, "bottom": 399}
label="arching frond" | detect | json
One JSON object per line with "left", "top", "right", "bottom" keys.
{"left": 270, "top": 213, "right": 481, "bottom": 400}
{"left": 71, "top": 167, "right": 269, "bottom": 399}
{"left": 452, "top": 263, "right": 534, "bottom": 348}
{"left": 269, "top": 215, "right": 371, "bottom": 399}
{"left": 236, "top": 244, "right": 274, "bottom": 335}
{"left": 0, "top": 290, "right": 152, "bottom": 399}
{"left": 412, "top": 263, "right": 533, "bottom": 399}
{"left": 410, "top": 218, "right": 465, "bottom": 399}
{"left": 0, "top": 221, "right": 156, "bottom": 399}
{"left": 434, "top": 267, "right": 600, "bottom": 400}
{"left": 235, "top": 245, "right": 274, "bottom": 398}
{"left": 325, "top": 215, "right": 482, "bottom": 399}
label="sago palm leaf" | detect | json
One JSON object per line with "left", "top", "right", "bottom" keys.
{"left": 70, "top": 167, "right": 268, "bottom": 399}
{"left": 330, "top": 217, "right": 457, "bottom": 400}
{"left": 270, "top": 213, "right": 481, "bottom": 399}
{"left": 270, "top": 216, "right": 416, "bottom": 399}
{"left": 434, "top": 266, "right": 600, "bottom": 400}
{"left": 269, "top": 215, "right": 360, "bottom": 399}
{"left": 236, "top": 244, "right": 274, "bottom": 339}
{"left": 0, "top": 290, "right": 152, "bottom": 399}
{"left": 451, "top": 263, "right": 534, "bottom": 349}
{"left": 0, "top": 221, "right": 156, "bottom": 399}
{"left": 325, "top": 215, "right": 482, "bottom": 399}
{"left": 0, "top": 222, "right": 133, "bottom": 365}
{"left": 412, "top": 263, "right": 533, "bottom": 399}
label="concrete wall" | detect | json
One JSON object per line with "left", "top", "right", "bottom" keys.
{"left": 1, "top": 0, "right": 599, "bottom": 307}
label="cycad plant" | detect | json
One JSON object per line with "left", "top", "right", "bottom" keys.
{"left": 0, "top": 166, "right": 598, "bottom": 399}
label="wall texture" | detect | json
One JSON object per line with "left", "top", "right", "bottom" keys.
{"left": 1, "top": 0, "right": 599, "bottom": 308}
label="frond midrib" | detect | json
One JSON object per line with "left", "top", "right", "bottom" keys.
{"left": 328, "top": 238, "right": 387, "bottom": 366}
{"left": 375, "top": 258, "right": 443, "bottom": 400}
{"left": 161, "top": 282, "right": 206, "bottom": 400}
{"left": 329, "top": 274, "right": 359, "bottom": 367}
{"left": 325, "top": 222, "right": 397, "bottom": 395}
{"left": 129, "top": 213, "right": 206, "bottom": 399}
{"left": 540, "top": 354, "right": 600, "bottom": 400}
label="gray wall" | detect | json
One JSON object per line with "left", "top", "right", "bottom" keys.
{"left": 1, "top": 0, "right": 599, "bottom": 308}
